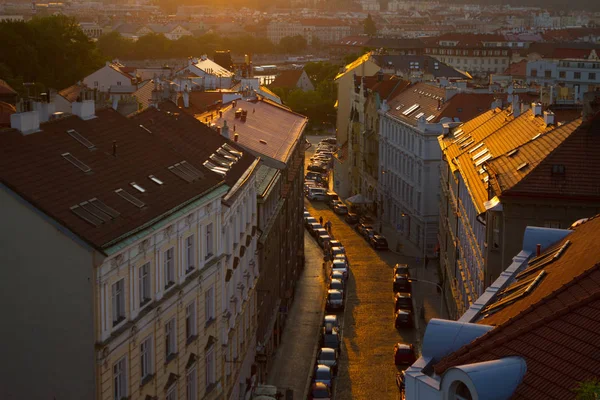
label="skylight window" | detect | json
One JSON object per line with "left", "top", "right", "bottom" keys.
{"left": 531, "top": 133, "right": 542, "bottom": 141}
{"left": 453, "top": 129, "right": 464, "bottom": 138}
{"left": 149, "top": 175, "right": 164, "bottom": 185}
{"left": 481, "top": 270, "right": 547, "bottom": 316}
{"left": 455, "top": 135, "right": 472, "bottom": 145}
{"left": 516, "top": 240, "right": 571, "bottom": 280}
{"left": 62, "top": 152, "right": 91, "bottom": 173}
{"left": 70, "top": 198, "right": 120, "bottom": 226}
{"left": 222, "top": 143, "right": 243, "bottom": 158}
{"left": 130, "top": 182, "right": 146, "bottom": 193}
{"left": 414, "top": 112, "right": 425, "bottom": 119}
{"left": 468, "top": 143, "right": 485, "bottom": 154}
{"left": 426, "top": 115, "right": 436, "bottom": 122}
{"left": 67, "top": 129, "right": 95, "bottom": 149}
{"left": 474, "top": 153, "right": 492, "bottom": 166}
{"left": 168, "top": 161, "right": 204, "bottom": 183}
{"left": 472, "top": 148, "right": 489, "bottom": 161}
{"left": 115, "top": 188, "right": 145, "bottom": 208}
{"left": 402, "top": 104, "right": 420, "bottom": 116}
{"left": 517, "top": 162, "right": 529, "bottom": 171}
{"left": 459, "top": 139, "right": 474, "bottom": 149}
{"left": 507, "top": 148, "right": 519, "bottom": 157}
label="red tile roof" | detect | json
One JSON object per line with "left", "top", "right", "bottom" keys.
{"left": 434, "top": 216, "right": 600, "bottom": 399}
{"left": 0, "top": 101, "right": 16, "bottom": 127}
{"left": 503, "top": 60, "right": 527, "bottom": 76}
{"left": 270, "top": 70, "right": 304, "bottom": 89}
{"left": 0, "top": 79, "right": 17, "bottom": 95}
{"left": 199, "top": 98, "right": 307, "bottom": 166}
{"left": 0, "top": 104, "right": 250, "bottom": 252}
{"left": 59, "top": 83, "right": 87, "bottom": 103}
{"left": 436, "top": 33, "right": 506, "bottom": 47}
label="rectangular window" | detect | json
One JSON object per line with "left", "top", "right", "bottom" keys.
{"left": 164, "top": 247, "right": 175, "bottom": 288}
{"left": 140, "top": 336, "right": 153, "bottom": 380}
{"left": 187, "top": 366, "right": 197, "bottom": 400}
{"left": 206, "top": 346, "right": 215, "bottom": 387}
{"left": 559, "top": 71, "right": 566, "bottom": 78}
{"left": 139, "top": 263, "right": 151, "bottom": 307}
{"left": 544, "top": 70, "right": 552, "bottom": 78}
{"left": 186, "top": 235, "right": 195, "bottom": 273}
{"left": 112, "top": 279, "right": 125, "bottom": 326}
{"left": 544, "top": 221, "right": 561, "bottom": 229}
{"left": 94, "top": 81, "right": 98, "bottom": 87}
{"left": 205, "top": 286, "right": 215, "bottom": 322}
{"left": 205, "top": 223, "right": 214, "bottom": 259}
{"left": 186, "top": 301, "right": 197, "bottom": 340}
{"left": 590, "top": 72, "right": 597, "bottom": 80}
{"left": 113, "top": 357, "right": 127, "bottom": 400}
{"left": 166, "top": 384, "right": 177, "bottom": 400}
{"left": 165, "top": 318, "right": 177, "bottom": 360}
{"left": 530, "top": 69, "right": 537, "bottom": 77}
{"left": 574, "top": 72, "right": 581, "bottom": 79}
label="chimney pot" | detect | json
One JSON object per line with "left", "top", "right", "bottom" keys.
{"left": 234, "top": 133, "right": 239, "bottom": 142}
{"left": 543, "top": 110, "right": 555, "bottom": 126}
{"left": 536, "top": 244, "right": 541, "bottom": 256}
{"left": 532, "top": 102, "right": 542, "bottom": 117}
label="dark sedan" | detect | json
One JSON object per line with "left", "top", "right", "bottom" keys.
{"left": 370, "top": 234, "right": 389, "bottom": 250}
{"left": 393, "top": 274, "right": 412, "bottom": 293}
{"left": 395, "top": 309, "right": 414, "bottom": 329}
{"left": 345, "top": 212, "right": 359, "bottom": 224}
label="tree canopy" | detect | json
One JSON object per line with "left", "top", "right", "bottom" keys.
{"left": 574, "top": 379, "right": 600, "bottom": 400}
{"left": 0, "top": 15, "right": 102, "bottom": 93}
{"left": 363, "top": 14, "right": 377, "bottom": 36}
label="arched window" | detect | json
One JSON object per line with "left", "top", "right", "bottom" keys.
{"left": 450, "top": 381, "right": 473, "bottom": 400}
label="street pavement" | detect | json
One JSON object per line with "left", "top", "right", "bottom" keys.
{"left": 266, "top": 230, "right": 327, "bottom": 398}
{"left": 268, "top": 136, "right": 447, "bottom": 400}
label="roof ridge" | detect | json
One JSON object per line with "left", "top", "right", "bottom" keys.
{"left": 435, "top": 261, "right": 600, "bottom": 373}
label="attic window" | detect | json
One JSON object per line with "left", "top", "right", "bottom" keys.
{"left": 70, "top": 198, "right": 119, "bottom": 226}
{"left": 67, "top": 129, "right": 95, "bottom": 149}
{"left": 481, "top": 270, "right": 547, "bottom": 316}
{"left": 149, "top": 175, "right": 164, "bottom": 185}
{"left": 426, "top": 115, "right": 436, "bottom": 122}
{"left": 517, "top": 162, "right": 529, "bottom": 171}
{"left": 516, "top": 239, "right": 571, "bottom": 280}
{"left": 168, "top": 161, "right": 204, "bottom": 183}
{"left": 474, "top": 153, "right": 492, "bottom": 167}
{"left": 507, "top": 148, "right": 519, "bottom": 157}
{"left": 130, "top": 182, "right": 146, "bottom": 193}
{"left": 62, "top": 152, "right": 91, "bottom": 173}
{"left": 115, "top": 188, "right": 145, "bottom": 208}
{"left": 402, "top": 104, "right": 420, "bottom": 116}
{"left": 414, "top": 112, "right": 425, "bottom": 119}
{"left": 472, "top": 149, "right": 489, "bottom": 161}
{"left": 531, "top": 133, "right": 542, "bottom": 141}
{"left": 552, "top": 164, "right": 565, "bottom": 175}
{"left": 468, "top": 143, "right": 484, "bottom": 154}
{"left": 459, "top": 139, "right": 474, "bottom": 149}
{"left": 453, "top": 129, "right": 465, "bottom": 138}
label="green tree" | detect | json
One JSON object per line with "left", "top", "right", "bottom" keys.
{"left": 574, "top": 379, "right": 600, "bottom": 400}
{"left": 363, "top": 13, "right": 377, "bottom": 36}
{"left": 278, "top": 35, "right": 307, "bottom": 54}
{"left": 132, "top": 33, "right": 172, "bottom": 59}
{"left": 97, "top": 31, "right": 134, "bottom": 60}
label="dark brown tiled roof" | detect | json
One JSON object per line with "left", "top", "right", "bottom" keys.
{"left": 0, "top": 79, "right": 17, "bottom": 95}
{"left": 352, "top": 74, "right": 409, "bottom": 100}
{"left": 434, "top": 217, "right": 600, "bottom": 399}
{"left": 504, "top": 116, "right": 600, "bottom": 202}
{"left": 178, "top": 91, "right": 224, "bottom": 115}
{"left": 270, "top": 70, "right": 304, "bottom": 89}
{"left": 436, "top": 93, "right": 495, "bottom": 122}
{"left": 131, "top": 101, "right": 255, "bottom": 189}
{"left": 0, "top": 106, "right": 228, "bottom": 252}
{"left": 59, "top": 84, "right": 87, "bottom": 103}
{"left": 199, "top": 98, "right": 307, "bottom": 166}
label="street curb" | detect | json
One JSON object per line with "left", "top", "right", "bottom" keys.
{"left": 302, "top": 271, "right": 328, "bottom": 400}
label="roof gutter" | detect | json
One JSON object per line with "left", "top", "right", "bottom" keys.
{"left": 223, "top": 157, "right": 261, "bottom": 206}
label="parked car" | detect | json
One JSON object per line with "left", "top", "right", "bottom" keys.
{"left": 313, "top": 227, "right": 328, "bottom": 239}
{"left": 359, "top": 215, "right": 374, "bottom": 225}
{"left": 329, "top": 199, "right": 343, "bottom": 210}
{"left": 326, "top": 240, "right": 343, "bottom": 255}
{"left": 317, "top": 348, "right": 339, "bottom": 375}
{"left": 394, "top": 263, "right": 410, "bottom": 277}
{"left": 321, "top": 325, "right": 341, "bottom": 353}
{"left": 323, "top": 315, "right": 339, "bottom": 329}
{"left": 307, "top": 187, "right": 328, "bottom": 201}
{"left": 305, "top": 171, "right": 322, "bottom": 181}
{"left": 330, "top": 270, "right": 345, "bottom": 283}
{"left": 333, "top": 254, "right": 350, "bottom": 268}
{"left": 363, "top": 228, "right": 376, "bottom": 241}
{"left": 331, "top": 260, "right": 349, "bottom": 280}
{"left": 356, "top": 223, "right": 374, "bottom": 236}
{"left": 394, "top": 343, "right": 417, "bottom": 365}
{"left": 308, "top": 163, "right": 328, "bottom": 173}
{"left": 329, "top": 246, "right": 346, "bottom": 260}
{"left": 394, "top": 292, "right": 414, "bottom": 312}
{"left": 329, "top": 278, "right": 345, "bottom": 295}
{"left": 393, "top": 274, "right": 412, "bottom": 293}
{"left": 395, "top": 309, "right": 414, "bottom": 329}
{"left": 309, "top": 382, "right": 331, "bottom": 400}
{"left": 334, "top": 203, "right": 348, "bottom": 215}
{"left": 318, "top": 234, "right": 331, "bottom": 249}
{"left": 305, "top": 216, "right": 318, "bottom": 227}
{"left": 326, "top": 289, "right": 344, "bottom": 311}
{"left": 313, "top": 364, "right": 334, "bottom": 388}
{"left": 308, "top": 222, "right": 323, "bottom": 237}
{"left": 345, "top": 212, "right": 359, "bottom": 224}
{"left": 370, "top": 234, "right": 389, "bottom": 250}
{"left": 321, "top": 137, "right": 337, "bottom": 145}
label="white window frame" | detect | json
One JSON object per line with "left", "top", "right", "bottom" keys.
{"left": 186, "top": 301, "right": 197, "bottom": 340}
{"left": 140, "top": 336, "right": 153, "bottom": 380}
{"left": 166, "top": 383, "right": 177, "bottom": 400}
{"left": 205, "top": 286, "right": 215, "bottom": 323}
{"left": 186, "top": 364, "right": 198, "bottom": 400}
{"left": 205, "top": 346, "right": 215, "bottom": 387}
{"left": 112, "top": 279, "right": 125, "bottom": 326}
{"left": 113, "top": 356, "right": 127, "bottom": 400}
{"left": 205, "top": 223, "right": 214, "bottom": 260}
{"left": 139, "top": 262, "right": 151, "bottom": 307}
{"left": 164, "top": 247, "right": 175, "bottom": 288}
{"left": 165, "top": 318, "right": 177, "bottom": 359}
{"left": 186, "top": 235, "right": 195, "bottom": 273}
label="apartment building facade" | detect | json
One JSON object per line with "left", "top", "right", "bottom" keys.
{"left": 267, "top": 19, "right": 350, "bottom": 45}
{"left": 0, "top": 96, "right": 258, "bottom": 400}
{"left": 437, "top": 97, "right": 599, "bottom": 318}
